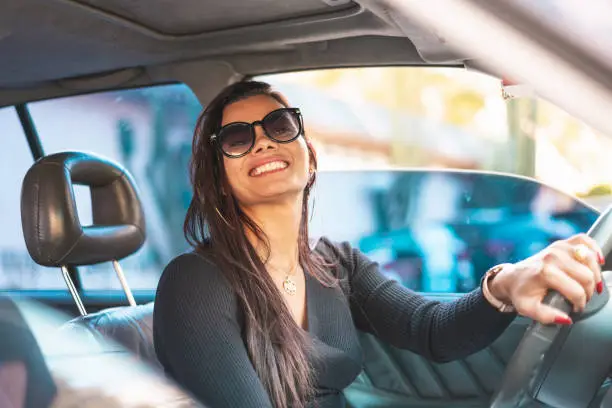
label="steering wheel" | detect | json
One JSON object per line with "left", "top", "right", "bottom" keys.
{"left": 490, "top": 206, "right": 612, "bottom": 408}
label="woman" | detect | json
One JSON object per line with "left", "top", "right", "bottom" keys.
{"left": 153, "top": 80, "right": 604, "bottom": 408}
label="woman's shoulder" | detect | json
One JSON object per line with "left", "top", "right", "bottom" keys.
{"left": 153, "top": 251, "right": 242, "bottom": 344}
{"left": 166, "top": 249, "right": 218, "bottom": 270}
{"left": 156, "top": 250, "right": 232, "bottom": 298}
{"left": 314, "top": 236, "right": 361, "bottom": 263}
{"left": 314, "top": 236, "right": 348, "bottom": 255}
{"left": 313, "top": 236, "right": 368, "bottom": 276}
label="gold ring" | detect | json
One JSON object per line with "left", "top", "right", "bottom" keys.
{"left": 573, "top": 244, "right": 591, "bottom": 263}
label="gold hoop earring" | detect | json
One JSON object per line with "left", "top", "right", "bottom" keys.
{"left": 215, "top": 207, "right": 233, "bottom": 229}
{"left": 309, "top": 168, "right": 316, "bottom": 181}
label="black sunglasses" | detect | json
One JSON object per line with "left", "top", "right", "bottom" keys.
{"left": 211, "top": 108, "right": 303, "bottom": 158}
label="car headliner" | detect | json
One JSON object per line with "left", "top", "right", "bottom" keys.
{"left": 0, "top": 0, "right": 466, "bottom": 107}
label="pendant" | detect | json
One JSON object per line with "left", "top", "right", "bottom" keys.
{"left": 282, "top": 275, "right": 297, "bottom": 295}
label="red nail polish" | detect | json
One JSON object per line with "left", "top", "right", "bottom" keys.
{"left": 597, "top": 281, "right": 604, "bottom": 294}
{"left": 598, "top": 253, "right": 605, "bottom": 265}
{"left": 554, "top": 316, "right": 573, "bottom": 325}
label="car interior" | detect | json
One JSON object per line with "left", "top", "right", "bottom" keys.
{"left": 3, "top": 0, "right": 612, "bottom": 407}
{"left": 20, "top": 151, "right": 158, "bottom": 366}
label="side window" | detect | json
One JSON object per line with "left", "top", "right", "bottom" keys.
{"left": 260, "top": 67, "right": 604, "bottom": 293}
{"left": 28, "top": 84, "right": 201, "bottom": 291}
{"left": 309, "top": 170, "right": 596, "bottom": 292}
{"left": 0, "top": 107, "right": 66, "bottom": 290}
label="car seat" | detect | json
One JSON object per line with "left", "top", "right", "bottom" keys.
{"left": 20, "top": 151, "right": 161, "bottom": 371}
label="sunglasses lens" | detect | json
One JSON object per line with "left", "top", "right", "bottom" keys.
{"left": 218, "top": 124, "right": 253, "bottom": 157}
{"left": 263, "top": 109, "right": 300, "bottom": 142}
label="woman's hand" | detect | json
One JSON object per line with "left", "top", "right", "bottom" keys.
{"left": 489, "top": 233, "right": 605, "bottom": 325}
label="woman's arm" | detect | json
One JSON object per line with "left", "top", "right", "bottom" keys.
{"left": 153, "top": 253, "right": 273, "bottom": 408}
{"left": 325, "top": 240, "right": 515, "bottom": 363}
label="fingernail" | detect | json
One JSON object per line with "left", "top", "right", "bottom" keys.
{"left": 597, "top": 281, "right": 604, "bottom": 294}
{"left": 598, "top": 252, "right": 605, "bottom": 265}
{"left": 554, "top": 316, "right": 573, "bottom": 325}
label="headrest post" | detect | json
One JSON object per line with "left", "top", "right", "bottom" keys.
{"left": 61, "top": 266, "right": 87, "bottom": 316}
{"left": 112, "top": 260, "right": 136, "bottom": 307}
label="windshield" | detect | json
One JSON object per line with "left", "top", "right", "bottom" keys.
{"left": 260, "top": 67, "right": 612, "bottom": 203}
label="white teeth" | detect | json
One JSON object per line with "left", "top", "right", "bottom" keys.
{"left": 251, "top": 161, "right": 288, "bottom": 176}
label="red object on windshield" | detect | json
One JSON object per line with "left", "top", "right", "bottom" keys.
{"left": 502, "top": 77, "right": 516, "bottom": 87}
{"left": 501, "top": 76, "right": 534, "bottom": 100}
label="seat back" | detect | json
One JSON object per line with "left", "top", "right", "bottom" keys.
{"left": 20, "top": 151, "right": 159, "bottom": 368}
{"left": 1, "top": 295, "right": 200, "bottom": 407}
{"left": 62, "top": 302, "right": 162, "bottom": 371}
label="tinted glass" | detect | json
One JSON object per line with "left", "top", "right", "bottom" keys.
{"left": 264, "top": 109, "right": 300, "bottom": 141}
{"left": 310, "top": 170, "right": 597, "bottom": 292}
{"left": 218, "top": 108, "right": 301, "bottom": 157}
{"left": 219, "top": 123, "right": 254, "bottom": 157}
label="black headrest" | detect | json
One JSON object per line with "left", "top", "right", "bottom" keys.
{"left": 21, "top": 152, "right": 146, "bottom": 267}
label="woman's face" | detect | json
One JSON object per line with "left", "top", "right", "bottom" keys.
{"left": 219, "top": 94, "right": 311, "bottom": 207}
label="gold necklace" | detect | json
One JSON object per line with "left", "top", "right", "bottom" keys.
{"left": 282, "top": 263, "right": 298, "bottom": 296}
{"left": 267, "top": 258, "right": 299, "bottom": 296}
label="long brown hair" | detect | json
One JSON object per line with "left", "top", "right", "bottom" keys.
{"left": 184, "top": 80, "right": 336, "bottom": 407}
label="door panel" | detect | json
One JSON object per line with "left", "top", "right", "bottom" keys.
{"left": 346, "top": 310, "right": 610, "bottom": 408}
{"left": 345, "top": 306, "right": 529, "bottom": 407}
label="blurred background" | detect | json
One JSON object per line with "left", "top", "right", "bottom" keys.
{"left": 1, "top": 67, "right": 608, "bottom": 293}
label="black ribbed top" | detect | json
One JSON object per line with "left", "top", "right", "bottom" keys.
{"left": 153, "top": 238, "right": 515, "bottom": 407}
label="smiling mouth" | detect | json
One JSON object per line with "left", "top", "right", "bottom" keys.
{"left": 249, "top": 160, "right": 290, "bottom": 177}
